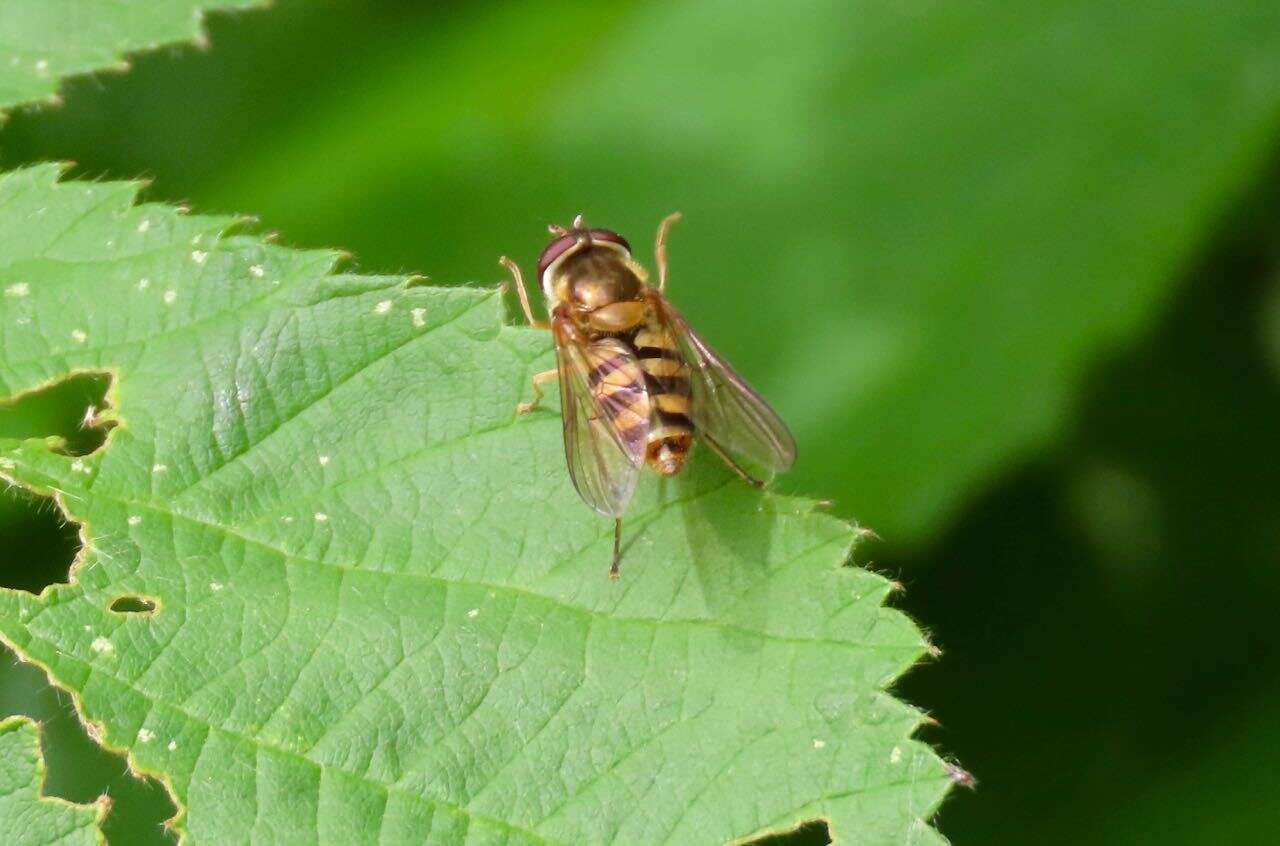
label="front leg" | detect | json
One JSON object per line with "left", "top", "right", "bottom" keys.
{"left": 654, "top": 211, "right": 682, "bottom": 292}
{"left": 518, "top": 368, "right": 559, "bottom": 414}
{"left": 500, "top": 256, "right": 551, "bottom": 330}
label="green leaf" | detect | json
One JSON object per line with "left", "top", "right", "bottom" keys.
{"left": 0, "top": 165, "right": 954, "bottom": 843}
{"left": 0, "top": 715, "right": 107, "bottom": 845}
{"left": 0, "top": 0, "right": 262, "bottom": 113}
{"left": 183, "top": 0, "right": 1280, "bottom": 542}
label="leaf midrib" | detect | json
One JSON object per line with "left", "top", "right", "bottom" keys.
{"left": 56, "top": 483, "right": 895, "bottom": 655}
{"left": 1, "top": 472, "right": 904, "bottom": 846}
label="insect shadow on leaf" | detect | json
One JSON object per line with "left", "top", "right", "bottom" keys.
{"left": 676, "top": 453, "right": 779, "bottom": 634}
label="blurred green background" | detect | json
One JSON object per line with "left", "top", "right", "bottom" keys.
{"left": 2, "top": 0, "right": 1279, "bottom": 842}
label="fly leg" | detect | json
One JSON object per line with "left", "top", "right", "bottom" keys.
{"left": 703, "top": 436, "right": 767, "bottom": 489}
{"left": 503, "top": 255, "right": 557, "bottom": 415}
{"left": 500, "top": 256, "right": 550, "bottom": 330}
{"left": 610, "top": 518, "right": 623, "bottom": 579}
{"left": 518, "top": 369, "right": 559, "bottom": 414}
{"left": 654, "top": 212, "right": 682, "bottom": 292}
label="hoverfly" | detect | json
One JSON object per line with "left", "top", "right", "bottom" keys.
{"left": 501, "top": 213, "right": 795, "bottom": 577}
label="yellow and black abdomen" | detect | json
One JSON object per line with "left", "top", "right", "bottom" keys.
{"left": 633, "top": 325, "right": 694, "bottom": 475}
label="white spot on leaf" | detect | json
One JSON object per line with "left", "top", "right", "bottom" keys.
{"left": 813, "top": 739, "right": 826, "bottom": 749}
{"left": 70, "top": 329, "right": 88, "bottom": 344}
{"left": 167, "top": 740, "right": 177, "bottom": 751}
{"left": 191, "top": 250, "right": 208, "bottom": 265}
{"left": 249, "top": 264, "right": 265, "bottom": 278}
{"left": 374, "top": 300, "right": 393, "bottom": 315}
{"left": 4, "top": 283, "right": 29, "bottom": 297}
{"left": 318, "top": 455, "right": 330, "bottom": 466}
{"left": 91, "top": 637, "right": 114, "bottom": 655}
{"left": 412, "top": 307, "right": 427, "bottom": 327}
{"left": 138, "top": 728, "right": 155, "bottom": 743}
{"left": 314, "top": 512, "right": 328, "bottom": 522}
{"left": 163, "top": 290, "right": 177, "bottom": 305}
{"left": 138, "top": 277, "right": 151, "bottom": 291}
{"left": 890, "top": 746, "right": 903, "bottom": 764}
{"left": 467, "top": 608, "right": 480, "bottom": 619}
{"left": 137, "top": 219, "right": 151, "bottom": 233}
{"left": 128, "top": 515, "right": 142, "bottom": 526}
{"left": 210, "top": 582, "right": 224, "bottom": 592}
{"left": 152, "top": 463, "right": 168, "bottom": 474}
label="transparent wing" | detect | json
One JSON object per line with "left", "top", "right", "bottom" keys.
{"left": 554, "top": 319, "right": 651, "bottom": 516}
{"left": 649, "top": 292, "right": 796, "bottom": 473}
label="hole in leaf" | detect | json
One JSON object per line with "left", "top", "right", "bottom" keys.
{"left": 0, "top": 371, "right": 115, "bottom": 455}
{"left": 0, "top": 648, "right": 178, "bottom": 844}
{"left": 747, "top": 819, "right": 831, "bottom": 845}
{"left": 109, "top": 595, "right": 158, "bottom": 615}
{"left": 0, "top": 484, "right": 79, "bottom": 593}
{"left": 1, "top": 461, "right": 174, "bottom": 840}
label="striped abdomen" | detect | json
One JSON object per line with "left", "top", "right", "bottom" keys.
{"left": 633, "top": 325, "right": 694, "bottom": 475}
{"left": 584, "top": 338, "right": 652, "bottom": 463}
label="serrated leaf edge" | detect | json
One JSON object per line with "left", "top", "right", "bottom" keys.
{"left": 0, "top": 167, "right": 960, "bottom": 844}
{"left": 0, "top": 2, "right": 268, "bottom": 118}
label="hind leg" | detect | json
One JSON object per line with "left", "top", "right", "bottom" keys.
{"left": 703, "top": 436, "right": 767, "bottom": 489}
{"left": 610, "top": 518, "right": 623, "bottom": 579}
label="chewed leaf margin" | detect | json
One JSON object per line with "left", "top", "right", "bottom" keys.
{"left": 0, "top": 714, "right": 110, "bottom": 845}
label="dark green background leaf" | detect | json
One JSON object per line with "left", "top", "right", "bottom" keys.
{"left": 8, "top": 0, "right": 1280, "bottom": 540}
{"left": 0, "top": 0, "right": 261, "bottom": 112}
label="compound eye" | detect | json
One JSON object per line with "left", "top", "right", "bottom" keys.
{"left": 537, "top": 225, "right": 633, "bottom": 284}
{"left": 588, "top": 228, "right": 631, "bottom": 253}
{"left": 537, "top": 233, "right": 581, "bottom": 281}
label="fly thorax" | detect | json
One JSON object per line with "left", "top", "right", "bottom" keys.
{"left": 555, "top": 249, "right": 648, "bottom": 333}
